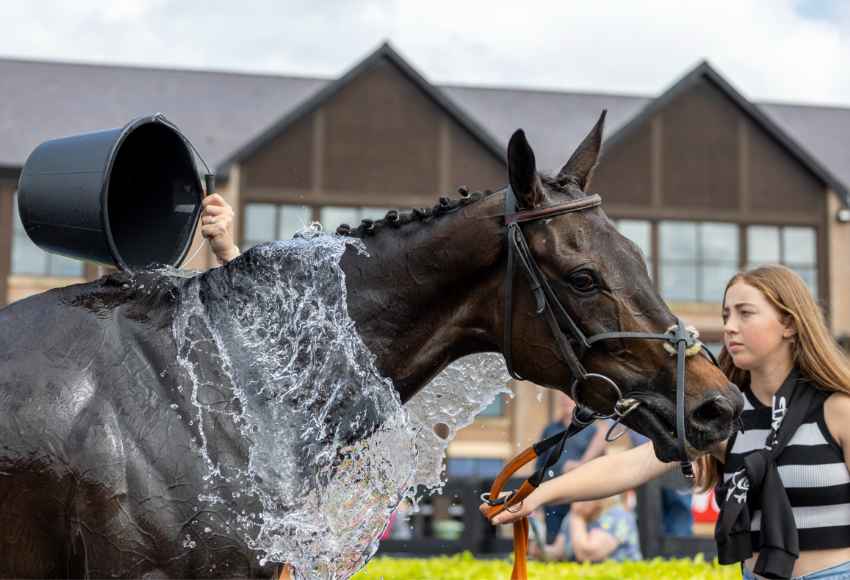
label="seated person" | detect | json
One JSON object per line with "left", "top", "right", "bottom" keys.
{"left": 529, "top": 495, "right": 642, "bottom": 563}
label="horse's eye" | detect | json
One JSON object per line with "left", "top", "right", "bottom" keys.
{"left": 568, "top": 270, "right": 599, "bottom": 293}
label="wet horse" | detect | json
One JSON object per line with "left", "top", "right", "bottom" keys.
{"left": 0, "top": 114, "right": 742, "bottom": 577}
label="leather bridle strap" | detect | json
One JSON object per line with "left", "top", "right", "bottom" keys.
{"left": 505, "top": 194, "right": 603, "bottom": 225}
{"left": 502, "top": 189, "right": 602, "bottom": 382}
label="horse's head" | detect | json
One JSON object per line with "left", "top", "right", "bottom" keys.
{"left": 502, "top": 113, "right": 743, "bottom": 462}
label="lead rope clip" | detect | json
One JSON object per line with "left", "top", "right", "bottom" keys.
{"left": 605, "top": 397, "right": 642, "bottom": 442}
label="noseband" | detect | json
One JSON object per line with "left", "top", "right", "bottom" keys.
{"left": 500, "top": 186, "right": 718, "bottom": 478}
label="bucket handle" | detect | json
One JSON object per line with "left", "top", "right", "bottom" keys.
{"left": 151, "top": 113, "right": 217, "bottom": 267}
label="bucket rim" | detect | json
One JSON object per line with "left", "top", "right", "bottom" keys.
{"left": 100, "top": 113, "right": 203, "bottom": 272}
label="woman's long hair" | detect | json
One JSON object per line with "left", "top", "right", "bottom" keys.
{"left": 695, "top": 264, "right": 850, "bottom": 491}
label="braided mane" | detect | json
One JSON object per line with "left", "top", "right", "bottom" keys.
{"left": 336, "top": 186, "right": 494, "bottom": 238}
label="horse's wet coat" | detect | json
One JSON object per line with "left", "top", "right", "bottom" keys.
{"left": 1, "top": 268, "right": 265, "bottom": 577}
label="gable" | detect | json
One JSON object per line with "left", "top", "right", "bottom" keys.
{"left": 322, "top": 57, "right": 445, "bottom": 196}
{"left": 747, "top": 113, "right": 824, "bottom": 213}
{"left": 661, "top": 79, "right": 742, "bottom": 209}
{"left": 241, "top": 55, "right": 505, "bottom": 201}
{"left": 594, "top": 74, "right": 825, "bottom": 218}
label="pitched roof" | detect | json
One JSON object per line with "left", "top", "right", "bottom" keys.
{"left": 603, "top": 61, "right": 849, "bottom": 203}
{"left": 217, "top": 42, "right": 506, "bottom": 175}
{"left": 760, "top": 101, "right": 850, "bottom": 205}
{"left": 442, "top": 85, "right": 649, "bottom": 171}
{"left": 0, "top": 57, "right": 325, "bottom": 171}
{"left": 1, "top": 49, "right": 849, "bottom": 204}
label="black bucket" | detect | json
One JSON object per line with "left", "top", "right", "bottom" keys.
{"left": 17, "top": 114, "right": 206, "bottom": 272}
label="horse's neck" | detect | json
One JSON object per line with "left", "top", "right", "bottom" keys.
{"left": 341, "top": 195, "right": 506, "bottom": 402}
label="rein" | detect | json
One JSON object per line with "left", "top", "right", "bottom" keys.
{"left": 485, "top": 187, "right": 716, "bottom": 579}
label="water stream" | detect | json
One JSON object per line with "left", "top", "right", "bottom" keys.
{"left": 168, "top": 232, "right": 510, "bottom": 578}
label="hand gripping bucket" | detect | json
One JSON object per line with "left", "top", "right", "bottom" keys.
{"left": 16, "top": 114, "right": 210, "bottom": 272}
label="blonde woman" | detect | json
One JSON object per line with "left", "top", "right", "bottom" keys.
{"left": 483, "top": 265, "right": 850, "bottom": 580}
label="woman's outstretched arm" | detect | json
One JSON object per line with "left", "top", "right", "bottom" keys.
{"left": 480, "top": 442, "right": 677, "bottom": 526}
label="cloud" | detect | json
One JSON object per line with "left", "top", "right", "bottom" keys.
{"left": 2, "top": 0, "right": 849, "bottom": 106}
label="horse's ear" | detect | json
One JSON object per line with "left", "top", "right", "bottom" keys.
{"left": 557, "top": 110, "right": 606, "bottom": 191}
{"left": 508, "top": 129, "right": 544, "bottom": 208}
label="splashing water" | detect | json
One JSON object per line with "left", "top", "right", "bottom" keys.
{"left": 169, "top": 232, "right": 509, "bottom": 579}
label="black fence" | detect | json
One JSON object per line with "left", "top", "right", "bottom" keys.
{"left": 635, "top": 472, "right": 717, "bottom": 560}
{"left": 376, "top": 475, "right": 716, "bottom": 560}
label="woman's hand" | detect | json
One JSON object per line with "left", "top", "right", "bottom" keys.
{"left": 201, "top": 194, "right": 240, "bottom": 264}
{"left": 479, "top": 443, "right": 674, "bottom": 529}
{"left": 479, "top": 489, "right": 544, "bottom": 526}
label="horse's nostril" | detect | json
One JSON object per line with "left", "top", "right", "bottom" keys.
{"left": 691, "top": 395, "right": 734, "bottom": 427}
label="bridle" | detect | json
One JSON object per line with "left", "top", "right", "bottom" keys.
{"left": 494, "top": 185, "right": 721, "bottom": 488}
{"left": 503, "top": 186, "right": 717, "bottom": 477}
{"left": 501, "top": 185, "right": 718, "bottom": 476}
{"left": 481, "top": 186, "right": 718, "bottom": 579}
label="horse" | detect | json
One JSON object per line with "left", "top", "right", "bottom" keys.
{"left": 0, "top": 113, "right": 743, "bottom": 578}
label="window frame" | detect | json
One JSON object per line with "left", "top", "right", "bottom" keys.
{"left": 240, "top": 200, "right": 401, "bottom": 247}
{"left": 608, "top": 217, "right": 822, "bottom": 305}
{"left": 658, "top": 220, "right": 740, "bottom": 304}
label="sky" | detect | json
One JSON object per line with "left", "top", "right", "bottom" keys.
{"left": 2, "top": 0, "right": 850, "bottom": 107}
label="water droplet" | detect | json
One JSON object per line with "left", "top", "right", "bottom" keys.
{"left": 170, "top": 403, "right": 178, "bottom": 410}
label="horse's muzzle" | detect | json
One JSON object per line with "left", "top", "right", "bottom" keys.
{"left": 687, "top": 384, "right": 744, "bottom": 448}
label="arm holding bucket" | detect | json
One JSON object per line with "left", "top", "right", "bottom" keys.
{"left": 201, "top": 194, "right": 240, "bottom": 264}
{"left": 482, "top": 442, "right": 677, "bottom": 526}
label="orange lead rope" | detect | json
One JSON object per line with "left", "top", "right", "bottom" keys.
{"left": 481, "top": 446, "right": 542, "bottom": 580}
{"left": 482, "top": 407, "right": 601, "bottom": 580}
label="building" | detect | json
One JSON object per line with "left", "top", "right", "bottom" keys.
{"left": 2, "top": 43, "right": 850, "bottom": 477}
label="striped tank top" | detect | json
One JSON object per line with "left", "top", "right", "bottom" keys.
{"left": 721, "top": 384, "right": 850, "bottom": 551}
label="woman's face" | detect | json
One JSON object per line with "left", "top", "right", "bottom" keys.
{"left": 722, "top": 281, "right": 794, "bottom": 371}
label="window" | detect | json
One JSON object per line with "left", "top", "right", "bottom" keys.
{"left": 615, "top": 219, "right": 652, "bottom": 278}
{"left": 608, "top": 219, "right": 819, "bottom": 302}
{"left": 747, "top": 225, "right": 817, "bottom": 295}
{"left": 243, "top": 203, "right": 400, "bottom": 245}
{"left": 747, "top": 225, "right": 780, "bottom": 264}
{"left": 243, "top": 203, "right": 311, "bottom": 248}
{"left": 11, "top": 193, "right": 83, "bottom": 277}
{"left": 659, "top": 221, "right": 738, "bottom": 303}
{"left": 320, "top": 206, "right": 393, "bottom": 233}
